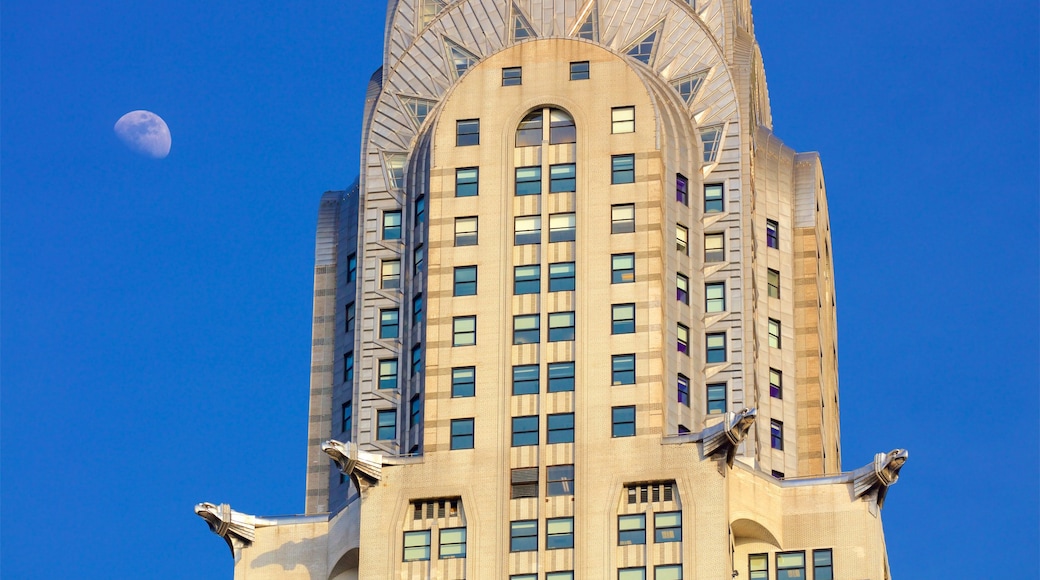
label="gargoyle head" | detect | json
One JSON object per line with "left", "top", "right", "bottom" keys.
{"left": 729, "top": 408, "right": 757, "bottom": 441}
{"left": 194, "top": 502, "right": 223, "bottom": 534}
{"left": 879, "top": 448, "right": 908, "bottom": 484}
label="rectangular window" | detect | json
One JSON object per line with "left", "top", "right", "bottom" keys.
{"left": 777, "top": 552, "right": 806, "bottom": 580}
{"left": 548, "top": 262, "right": 576, "bottom": 292}
{"left": 766, "top": 219, "right": 779, "bottom": 248}
{"left": 455, "top": 167, "right": 478, "bottom": 197}
{"left": 456, "top": 119, "right": 479, "bottom": 146}
{"left": 512, "top": 364, "right": 539, "bottom": 395}
{"left": 569, "top": 60, "right": 590, "bottom": 80}
{"left": 514, "top": 264, "right": 540, "bottom": 295}
{"left": 450, "top": 418, "right": 474, "bottom": 450}
{"left": 654, "top": 564, "right": 682, "bottom": 580}
{"left": 705, "top": 232, "right": 724, "bottom": 262}
{"left": 379, "top": 359, "right": 398, "bottom": 390}
{"left": 347, "top": 253, "right": 356, "bottom": 282}
{"left": 618, "top": 514, "right": 646, "bottom": 545}
{"left": 549, "top": 109, "right": 576, "bottom": 144}
{"left": 612, "top": 253, "right": 635, "bottom": 283}
{"left": 612, "top": 354, "right": 636, "bottom": 385}
{"left": 611, "top": 154, "right": 635, "bottom": 184}
{"left": 678, "top": 374, "right": 690, "bottom": 406}
{"left": 513, "top": 314, "right": 540, "bottom": 345}
{"left": 413, "top": 292, "right": 423, "bottom": 322}
{"left": 548, "top": 361, "right": 575, "bottom": 392}
{"left": 547, "top": 464, "right": 574, "bottom": 495}
{"left": 415, "top": 195, "right": 425, "bottom": 223}
{"left": 707, "top": 383, "right": 726, "bottom": 414}
{"left": 612, "top": 204, "right": 635, "bottom": 233}
{"left": 377, "top": 409, "right": 396, "bottom": 440}
{"left": 380, "top": 260, "right": 401, "bottom": 289}
{"left": 612, "top": 106, "right": 635, "bottom": 133}
{"left": 619, "top": 568, "right": 646, "bottom": 580}
{"left": 510, "top": 520, "right": 537, "bottom": 552}
{"left": 704, "top": 183, "right": 723, "bottom": 213}
{"left": 512, "top": 416, "right": 539, "bottom": 446}
{"left": 452, "top": 316, "right": 476, "bottom": 346}
{"left": 341, "top": 400, "right": 352, "bottom": 433}
{"left": 411, "top": 344, "right": 422, "bottom": 374}
{"left": 511, "top": 467, "right": 538, "bottom": 498}
{"left": 410, "top": 394, "right": 421, "bottom": 427}
{"left": 439, "top": 527, "right": 467, "bottom": 559}
{"left": 768, "top": 318, "right": 781, "bottom": 348}
{"left": 452, "top": 366, "right": 475, "bottom": 397}
{"left": 768, "top": 268, "right": 780, "bottom": 298}
{"left": 676, "top": 273, "right": 689, "bottom": 304}
{"left": 549, "top": 213, "right": 576, "bottom": 242}
{"left": 383, "top": 210, "right": 402, "bottom": 240}
{"left": 546, "top": 517, "right": 574, "bottom": 549}
{"left": 547, "top": 413, "right": 575, "bottom": 444}
{"left": 612, "top": 406, "right": 636, "bottom": 437}
{"left": 654, "top": 511, "right": 681, "bottom": 543}
{"left": 548, "top": 311, "right": 575, "bottom": 342}
{"left": 676, "top": 225, "right": 689, "bottom": 254}
{"left": 455, "top": 216, "right": 478, "bottom": 246}
{"left": 345, "top": 302, "right": 355, "bottom": 332}
{"left": 706, "top": 332, "right": 726, "bottom": 363}
{"left": 612, "top": 303, "right": 635, "bottom": 334}
{"left": 749, "top": 554, "right": 768, "bottom": 580}
{"left": 676, "top": 174, "right": 689, "bottom": 205}
{"left": 515, "top": 166, "right": 541, "bottom": 196}
{"left": 414, "top": 245, "right": 424, "bottom": 274}
{"left": 379, "top": 309, "right": 399, "bottom": 339}
{"left": 706, "top": 282, "right": 725, "bottom": 312}
{"left": 813, "top": 549, "right": 834, "bottom": 580}
{"left": 454, "top": 265, "right": 477, "bottom": 296}
{"left": 403, "top": 530, "right": 431, "bottom": 561}
{"left": 677, "top": 323, "right": 689, "bottom": 354}
{"left": 502, "top": 66, "right": 522, "bottom": 86}
{"left": 514, "top": 215, "right": 541, "bottom": 245}
{"left": 771, "top": 419, "right": 784, "bottom": 450}
{"left": 770, "top": 368, "right": 782, "bottom": 399}
{"left": 549, "top": 163, "right": 576, "bottom": 193}
{"left": 547, "top": 572, "right": 574, "bottom": 580}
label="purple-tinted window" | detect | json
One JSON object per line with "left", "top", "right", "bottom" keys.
{"left": 676, "top": 174, "right": 689, "bottom": 205}
{"left": 678, "top": 375, "right": 690, "bottom": 406}
{"left": 677, "top": 323, "right": 689, "bottom": 354}
{"left": 766, "top": 219, "right": 779, "bottom": 249}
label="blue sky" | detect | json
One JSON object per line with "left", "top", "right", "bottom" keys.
{"left": 2, "top": 1, "right": 1037, "bottom": 578}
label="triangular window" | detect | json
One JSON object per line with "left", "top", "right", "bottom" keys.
{"left": 672, "top": 70, "right": 708, "bottom": 105}
{"left": 511, "top": 4, "right": 537, "bottom": 41}
{"left": 399, "top": 96, "right": 438, "bottom": 129}
{"left": 443, "top": 38, "right": 480, "bottom": 79}
{"left": 420, "top": 0, "right": 447, "bottom": 28}
{"left": 700, "top": 125, "right": 724, "bottom": 164}
{"left": 573, "top": 3, "right": 599, "bottom": 41}
{"left": 384, "top": 153, "right": 408, "bottom": 190}
{"left": 625, "top": 24, "right": 662, "bottom": 66}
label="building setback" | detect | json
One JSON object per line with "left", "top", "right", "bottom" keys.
{"left": 196, "top": 1, "right": 908, "bottom": 578}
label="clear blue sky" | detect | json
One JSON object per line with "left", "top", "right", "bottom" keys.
{"left": 2, "top": 1, "right": 1037, "bottom": 578}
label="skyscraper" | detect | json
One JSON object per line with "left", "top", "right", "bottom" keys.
{"left": 196, "top": 1, "right": 907, "bottom": 578}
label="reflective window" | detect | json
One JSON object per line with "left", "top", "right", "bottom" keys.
{"left": 707, "top": 383, "right": 726, "bottom": 414}
{"left": 379, "top": 309, "right": 399, "bottom": 339}
{"left": 456, "top": 167, "right": 478, "bottom": 197}
{"left": 612, "top": 303, "right": 635, "bottom": 334}
{"left": 549, "top": 109, "right": 576, "bottom": 144}
{"left": 654, "top": 512, "right": 681, "bottom": 542}
{"left": 768, "top": 318, "right": 781, "bottom": 348}
{"left": 619, "top": 568, "right": 646, "bottom": 580}
{"left": 341, "top": 400, "right": 351, "bottom": 433}
{"left": 347, "top": 253, "right": 356, "bottom": 282}
{"left": 770, "top": 368, "right": 782, "bottom": 399}
{"left": 549, "top": 262, "right": 575, "bottom": 292}
{"left": 813, "top": 549, "right": 834, "bottom": 580}
{"left": 452, "top": 366, "right": 475, "bottom": 397}
{"left": 655, "top": 564, "right": 682, "bottom": 580}
{"left": 516, "top": 111, "right": 543, "bottom": 147}
{"left": 511, "top": 416, "right": 538, "bottom": 447}
{"left": 676, "top": 173, "right": 688, "bottom": 204}
{"left": 515, "top": 166, "right": 541, "bottom": 196}
{"left": 377, "top": 409, "right": 396, "bottom": 440}
{"left": 381, "top": 260, "right": 400, "bottom": 289}
{"left": 513, "top": 314, "right": 540, "bottom": 344}
{"left": 750, "top": 554, "right": 768, "bottom": 580}
{"left": 343, "top": 351, "right": 354, "bottom": 382}
{"left": 345, "top": 301, "right": 355, "bottom": 332}
{"left": 677, "top": 323, "right": 689, "bottom": 354}
{"left": 547, "top": 413, "right": 574, "bottom": 444}
{"left": 453, "top": 316, "right": 476, "bottom": 346}
{"left": 440, "top": 528, "right": 467, "bottom": 558}
{"left": 677, "top": 225, "right": 689, "bottom": 254}
{"left": 612, "top": 106, "right": 635, "bottom": 134}
{"left": 612, "top": 354, "right": 635, "bottom": 385}
{"left": 768, "top": 268, "right": 780, "bottom": 298}
{"left": 546, "top": 517, "right": 574, "bottom": 549}
{"left": 612, "top": 253, "right": 635, "bottom": 283}
{"left": 612, "top": 406, "right": 636, "bottom": 437}
{"left": 514, "top": 264, "right": 540, "bottom": 295}
{"left": 618, "top": 514, "right": 645, "bottom": 545}
{"left": 771, "top": 419, "right": 784, "bottom": 450}
{"left": 455, "top": 216, "right": 478, "bottom": 246}
{"left": 550, "top": 163, "right": 576, "bottom": 192}
{"left": 512, "top": 364, "right": 539, "bottom": 395}
{"left": 766, "top": 219, "right": 779, "bottom": 248}
{"left": 612, "top": 204, "right": 636, "bottom": 233}
{"left": 678, "top": 374, "right": 690, "bottom": 406}
{"left": 706, "top": 282, "right": 725, "bottom": 312}
{"left": 777, "top": 552, "right": 805, "bottom": 580}
{"left": 450, "top": 419, "right": 474, "bottom": 450}
{"left": 410, "top": 394, "right": 421, "bottom": 427}
{"left": 570, "top": 61, "right": 590, "bottom": 80}
{"left": 547, "top": 464, "right": 574, "bottom": 495}
{"left": 548, "top": 361, "right": 575, "bottom": 392}
{"left": 706, "top": 332, "right": 726, "bottom": 363}
{"left": 676, "top": 273, "right": 689, "bottom": 304}
{"left": 403, "top": 530, "right": 431, "bottom": 561}
{"left": 379, "top": 359, "right": 398, "bottom": 390}
{"left": 511, "top": 467, "right": 538, "bottom": 498}
{"left": 514, "top": 215, "right": 541, "bottom": 245}
{"left": 612, "top": 154, "right": 635, "bottom": 184}
{"left": 510, "top": 520, "right": 537, "bottom": 551}
{"left": 454, "top": 265, "right": 477, "bottom": 296}
{"left": 502, "top": 66, "right": 522, "bottom": 86}
{"left": 383, "top": 211, "right": 402, "bottom": 240}
{"left": 549, "top": 213, "right": 576, "bottom": 242}
{"left": 456, "top": 119, "right": 479, "bottom": 146}
{"left": 705, "top": 183, "right": 723, "bottom": 212}
{"left": 411, "top": 344, "right": 422, "bottom": 374}
{"left": 705, "top": 233, "right": 724, "bottom": 262}
{"left": 548, "top": 311, "right": 575, "bottom": 342}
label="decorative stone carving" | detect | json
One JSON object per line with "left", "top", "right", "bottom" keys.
{"left": 194, "top": 502, "right": 258, "bottom": 556}
{"left": 852, "top": 449, "right": 908, "bottom": 508}
{"left": 696, "top": 408, "right": 757, "bottom": 467}
{"left": 322, "top": 440, "right": 384, "bottom": 489}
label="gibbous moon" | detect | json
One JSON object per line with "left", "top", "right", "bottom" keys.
{"left": 114, "top": 110, "right": 171, "bottom": 159}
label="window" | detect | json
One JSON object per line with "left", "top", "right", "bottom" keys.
{"left": 706, "top": 332, "right": 726, "bottom": 363}
{"left": 549, "top": 213, "right": 576, "bottom": 242}
{"left": 678, "top": 374, "right": 690, "bottom": 406}
{"left": 452, "top": 316, "right": 476, "bottom": 346}
{"left": 512, "top": 575, "right": 537, "bottom": 580}
{"left": 546, "top": 517, "right": 574, "bottom": 549}
{"left": 515, "top": 166, "right": 541, "bottom": 196}
{"left": 502, "top": 66, "right": 522, "bottom": 86}
{"left": 415, "top": 195, "right": 425, "bottom": 223}
{"left": 516, "top": 110, "right": 543, "bottom": 147}
{"left": 547, "top": 413, "right": 575, "bottom": 444}
{"left": 676, "top": 174, "right": 688, "bottom": 204}
{"left": 704, "top": 183, "right": 723, "bottom": 213}
{"left": 511, "top": 467, "right": 538, "bottom": 498}
{"left": 549, "top": 262, "right": 575, "bottom": 291}
{"left": 456, "top": 167, "right": 478, "bottom": 197}
{"left": 676, "top": 274, "right": 689, "bottom": 304}
{"left": 768, "top": 318, "right": 781, "bottom": 348}
{"left": 450, "top": 419, "right": 474, "bottom": 450}
{"left": 570, "top": 60, "right": 589, "bottom": 80}
{"left": 612, "top": 354, "right": 636, "bottom": 385}
{"left": 456, "top": 119, "right": 479, "bottom": 146}
{"left": 452, "top": 366, "right": 475, "bottom": 397}
{"left": 612, "top": 204, "right": 635, "bottom": 233}
{"left": 654, "top": 511, "right": 681, "bottom": 542}
{"left": 410, "top": 395, "right": 421, "bottom": 427}
{"left": 705, "top": 232, "right": 724, "bottom": 262}
{"left": 440, "top": 528, "right": 467, "bottom": 558}
{"left": 548, "top": 362, "right": 575, "bottom": 392}
{"left": 414, "top": 245, "right": 424, "bottom": 274}
{"left": 514, "top": 215, "right": 541, "bottom": 245}
{"left": 513, "top": 314, "right": 540, "bottom": 345}
{"left": 514, "top": 265, "right": 540, "bottom": 294}
{"left": 766, "top": 219, "right": 779, "bottom": 248}
{"left": 403, "top": 530, "right": 431, "bottom": 561}
{"left": 777, "top": 552, "right": 805, "bottom": 580}
{"left": 510, "top": 520, "right": 537, "bottom": 551}
{"left": 612, "top": 106, "right": 635, "bottom": 133}
{"left": 345, "top": 302, "right": 355, "bottom": 332}
{"left": 618, "top": 514, "right": 646, "bottom": 545}
{"left": 677, "top": 323, "right": 689, "bottom": 354}
{"left": 547, "top": 464, "right": 574, "bottom": 495}
{"left": 377, "top": 409, "right": 396, "bottom": 440}
{"left": 705, "top": 282, "right": 725, "bottom": 312}
{"left": 382, "top": 211, "right": 402, "bottom": 240}
{"left": 749, "top": 554, "right": 768, "bottom": 580}
{"left": 347, "top": 253, "right": 356, "bottom": 282}
{"left": 676, "top": 224, "right": 689, "bottom": 254}
{"left": 380, "top": 260, "right": 401, "bottom": 289}
{"left": 413, "top": 292, "right": 423, "bottom": 322}
{"left": 769, "top": 368, "right": 782, "bottom": 399}
{"left": 341, "top": 400, "right": 352, "bottom": 433}
{"left": 548, "top": 311, "right": 575, "bottom": 342}
{"left": 707, "top": 383, "right": 726, "bottom": 414}
{"left": 612, "top": 253, "right": 635, "bottom": 283}
{"left": 654, "top": 565, "right": 682, "bottom": 580}
{"left": 771, "top": 419, "right": 784, "bottom": 450}
{"left": 379, "top": 309, "right": 399, "bottom": 339}
{"left": 512, "top": 364, "right": 539, "bottom": 395}
{"left": 619, "top": 568, "right": 646, "bottom": 580}
{"left": 612, "top": 154, "right": 635, "bottom": 184}
{"left": 612, "top": 303, "right": 635, "bottom": 334}
{"left": 411, "top": 344, "right": 422, "bottom": 374}
{"left": 772, "top": 470, "right": 785, "bottom": 479}
{"left": 813, "top": 549, "right": 833, "bottom": 580}
{"left": 767, "top": 268, "right": 780, "bottom": 298}
{"left": 455, "top": 216, "right": 478, "bottom": 246}
{"left": 454, "top": 265, "right": 477, "bottom": 296}
{"left": 612, "top": 406, "right": 636, "bottom": 437}
{"left": 379, "top": 359, "right": 398, "bottom": 390}
{"left": 512, "top": 416, "right": 538, "bottom": 446}
{"left": 547, "top": 572, "right": 574, "bottom": 580}
{"left": 549, "top": 109, "right": 576, "bottom": 144}
{"left": 549, "top": 163, "right": 576, "bottom": 192}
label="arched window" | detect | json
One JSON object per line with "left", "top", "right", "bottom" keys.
{"left": 549, "top": 109, "right": 575, "bottom": 144}
{"left": 516, "top": 110, "right": 542, "bottom": 147}
{"left": 515, "top": 107, "right": 576, "bottom": 147}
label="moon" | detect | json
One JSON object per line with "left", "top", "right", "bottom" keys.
{"left": 114, "top": 110, "right": 171, "bottom": 159}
